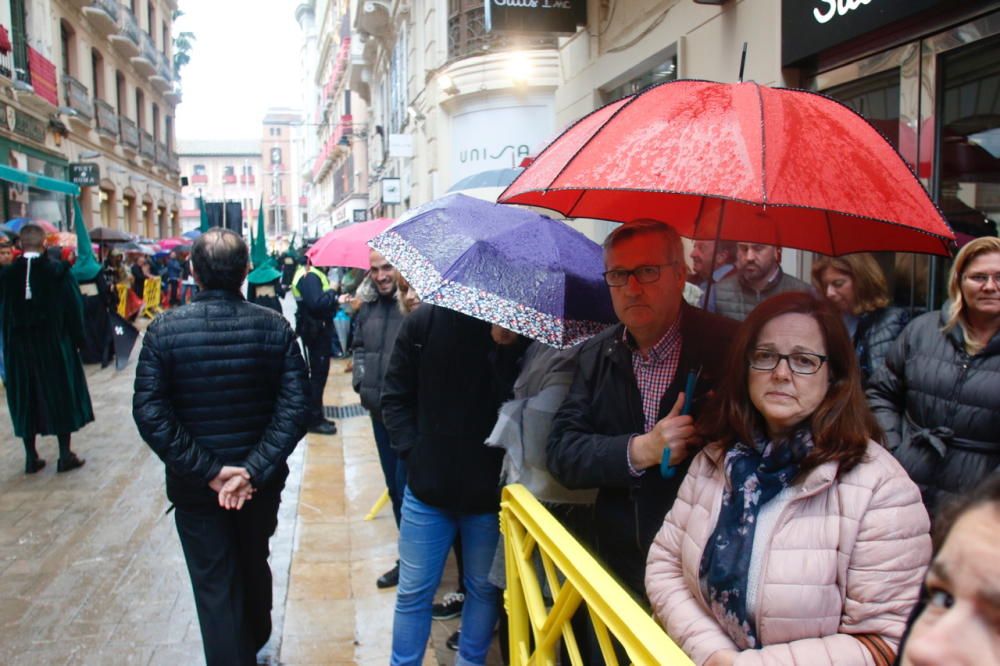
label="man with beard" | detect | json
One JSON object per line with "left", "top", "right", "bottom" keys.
{"left": 712, "top": 242, "right": 810, "bottom": 321}
{"left": 688, "top": 239, "right": 737, "bottom": 313}
{"left": 351, "top": 250, "right": 405, "bottom": 588}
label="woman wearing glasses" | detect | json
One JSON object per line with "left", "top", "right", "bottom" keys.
{"left": 867, "top": 236, "right": 1000, "bottom": 516}
{"left": 645, "top": 292, "right": 930, "bottom": 666}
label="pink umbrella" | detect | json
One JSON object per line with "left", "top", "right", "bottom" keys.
{"left": 159, "top": 237, "right": 188, "bottom": 250}
{"left": 307, "top": 218, "right": 395, "bottom": 268}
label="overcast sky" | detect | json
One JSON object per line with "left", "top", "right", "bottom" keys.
{"left": 174, "top": 0, "right": 302, "bottom": 142}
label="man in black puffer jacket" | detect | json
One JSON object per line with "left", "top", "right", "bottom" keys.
{"left": 133, "top": 228, "right": 308, "bottom": 666}
{"left": 351, "top": 249, "right": 405, "bottom": 588}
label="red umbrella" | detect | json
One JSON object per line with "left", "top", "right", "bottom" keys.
{"left": 307, "top": 217, "right": 396, "bottom": 268}
{"left": 499, "top": 80, "right": 954, "bottom": 256}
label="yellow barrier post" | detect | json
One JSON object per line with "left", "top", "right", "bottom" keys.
{"left": 364, "top": 489, "right": 390, "bottom": 521}
{"left": 501, "top": 484, "right": 693, "bottom": 666}
{"left": 142, "top": 276, "right": 163, "bottom": 319}
{"left": 116, "top": 283, "right": 128, "bottom": 317}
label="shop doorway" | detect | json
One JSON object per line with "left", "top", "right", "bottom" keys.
{"left": 808, "top": 12, "right": 1000, "bottom": 312}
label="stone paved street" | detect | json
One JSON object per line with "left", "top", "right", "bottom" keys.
{"left": 0, "top": 309, "right": 495, "bottom": 665}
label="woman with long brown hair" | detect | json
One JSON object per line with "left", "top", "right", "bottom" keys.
{"left": 646, "top": 292, "right": 930, "bottom": 666}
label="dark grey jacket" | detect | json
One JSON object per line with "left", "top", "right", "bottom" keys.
{"left": 713, "top": 268, "right": 810, "bottom": 321}
{"left": 853, "top": 306, "right": 910, "bottom": 386}
{"left": 133, "top": 290, "right": 309, "bottom": 505}
{"left": 351, "top": 291, "right": 403, "bottom": 421}
{"left": 866, "top": 307, "right": 1000, "bottom": 515}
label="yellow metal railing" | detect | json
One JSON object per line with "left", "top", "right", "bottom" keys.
{"left": 141, "top": 276, "right": 163, "bottom": 319}
{"left": 501, "top": 484, "right": 693, "bottom": 666}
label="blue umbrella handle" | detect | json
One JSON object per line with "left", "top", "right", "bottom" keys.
{"left": 660, "top": 369, "right": 699, "bottom": 479}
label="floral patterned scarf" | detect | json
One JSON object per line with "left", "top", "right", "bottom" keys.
{"left": 698, "top": 428, "right": 814, "bottom": 649}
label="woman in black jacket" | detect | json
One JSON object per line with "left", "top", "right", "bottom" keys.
{"left": 812, "top": 252, "right": 908, "bottom": 386}
{"left": 867, "top": 237, "right": 1000, "bottom": 516}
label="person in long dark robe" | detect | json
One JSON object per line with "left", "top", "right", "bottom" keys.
{"left": 0, "top": 223, "right": 91, "bottom": 473}
{"left": 77, "top": 269, "right": 115, "bottom": 367}
{"left": 247, "top": 264, "right": 285, "bottom": 314}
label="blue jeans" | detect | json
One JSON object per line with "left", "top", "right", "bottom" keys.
{"left": 179, "top": 282, "right": 197, "bottom": 304}
{"left": 371, "top": 417, "right": 402, "bottom": 527}
{"left": 391, "top": 487, "right": 500, "bottom": 666}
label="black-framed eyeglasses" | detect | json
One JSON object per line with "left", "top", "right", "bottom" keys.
{"left": 603, "top": 263, "right": 677, "bottom": 287}
{"left": 748, "top": 348, "right": 828, "bottom": 375}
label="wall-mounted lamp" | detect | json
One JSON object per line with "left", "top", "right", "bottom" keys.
{"left": 507, "top": 52, "right": 532, "bottom": 85}
{"left": 79, "top": 150, "right": 101, "bottom": 160}
{"left": 48, "top": 117, "right": 69, "bottom": 146}
{"left": 438, "top": 74, "right": 459, "bottom": 96}
{"left": 57, "top": 106, "right": 79, "bottom": 118}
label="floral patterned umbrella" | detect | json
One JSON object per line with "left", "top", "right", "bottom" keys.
{"left": 370, "top": 193, "right": 615, "bottom": 349}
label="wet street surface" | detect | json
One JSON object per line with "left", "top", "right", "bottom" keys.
{"left": 0, "top": 313, "right": 493, "bottom": 664}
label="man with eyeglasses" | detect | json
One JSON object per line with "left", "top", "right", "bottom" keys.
{"left": 713, "top": 242, "right": 810, "bottom": 321}
{"left": 351, "top": 250, "right": 406, "bottom": 589}
{"left": 548, "top": 219, "right": 737, "bottom": 598}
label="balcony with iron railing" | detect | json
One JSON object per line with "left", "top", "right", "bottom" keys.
{"left": 109, "top": 6, "right": 141, "bottom": 58}
{"left": 447, "top": 0, "right": 555, "bottom": 62}
{"left": 119, "top": 115, "right": 138, "bottom": 150}
{"left": 155, "top": 141, "right": 169, "bottom": 168}
{"left": 94, "top": 98, "right": 119, "bottom": 138}
{"left": 82, "top": 0, "right": 120, "bottom": 35}
{"left": 150, "top": 51, "right": 172, "bottom": 92}
{"left": 139, "top": 129, "right": 155, "bottom": 160}
{"left": 131, "top": 30, "right": 157, "bottom": 76}
{"left": 0, "top": 27, "right": 12, "bottom": 80}
{"left": 62, "top": 73, "right": 93, "bottom": 119}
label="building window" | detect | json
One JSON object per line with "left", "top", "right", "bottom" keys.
{"left": 116, "top": 71, "right": 126, "bottom": 116}
{"left": 60, "top": 20, "right": 75, "bottom": 76}
{"left": 223, "top": 165, "right": 237, "bottom": 184}
{"left": 91, "top": 48, "right": 105, "bottom": 100}
{"left": 602, "top": 54, "right": 677, "bottom": 104}
{"left": 135, "top": 88, "right": 145, "bottom": 128}
{"left": 389, "top": 26, "right": 408, "bottom": 133}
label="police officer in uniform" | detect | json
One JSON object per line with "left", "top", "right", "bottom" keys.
{"left": 292, "top": 257, "right": 338, "bottom": 435}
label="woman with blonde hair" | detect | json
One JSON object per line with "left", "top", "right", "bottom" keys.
{"left": 812, "top": 252, "right": 908, "bottom": 385}
{"left": 867, "top": 236, "right": 1000, "bottom": 515}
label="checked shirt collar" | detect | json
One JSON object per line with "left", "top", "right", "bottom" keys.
{"left": 624, "top": 314, "right": 683, "bottom": 433}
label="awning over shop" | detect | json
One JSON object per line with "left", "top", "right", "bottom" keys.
{"left": 0, "top": 164, "right": 79, "bottom": 196}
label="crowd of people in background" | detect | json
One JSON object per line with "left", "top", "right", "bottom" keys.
{"left": 2, "top": 215, "right": 998, "bottom": 666}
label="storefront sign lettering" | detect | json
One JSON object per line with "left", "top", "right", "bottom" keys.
{"left": 782, "top": 0, "right": 953, "bottom": 66}
{"left": 485, "top": 0, "right": 584, "bottom": 35}
{"left": 813, "top": 0, "right": 874, "bottom": 25}
{"left": 459, "top": 144, "right": 532, "bottom": 166}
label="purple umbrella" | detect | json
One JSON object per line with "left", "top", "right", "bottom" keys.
{"left": 370, "top": 193, "right": 615, "bottom": 349}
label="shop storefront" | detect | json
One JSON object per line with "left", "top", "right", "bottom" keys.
{"left": 785, "top": 0, "right": 1000, "bottom": 310}
{"left": 0, "top": 101, "right": 71, "bottom": 228}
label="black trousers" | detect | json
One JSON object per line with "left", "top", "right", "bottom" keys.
{"left": 174, "top": 483, "right": 283, "bottom": 666}
{"left": 303, "top": 336, "right": 331, "bottom": 426}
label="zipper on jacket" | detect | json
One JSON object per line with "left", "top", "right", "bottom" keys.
{"left": 746, "top": 475, "right": 834, "bottom": 641}
{"left": 944, "top": 354, "right": 972, "bottom": 431}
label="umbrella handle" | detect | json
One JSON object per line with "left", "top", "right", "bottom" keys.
{"left": 660, "top": 369, "right": 699, "bottom": 479}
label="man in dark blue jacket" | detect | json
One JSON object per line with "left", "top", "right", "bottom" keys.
{"left": 133, "top": 228, "right": 309, "bottom": 666}
{"left": 292, "top": 256, "right": 339, "bottom": 434}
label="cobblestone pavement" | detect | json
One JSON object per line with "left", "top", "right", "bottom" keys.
{"left": 0, "top": 306, "right": 500, "bottom": 665}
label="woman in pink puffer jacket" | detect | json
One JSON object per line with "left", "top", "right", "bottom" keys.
{"left": 646, "top": 293, "right": 931, "bottom": 666}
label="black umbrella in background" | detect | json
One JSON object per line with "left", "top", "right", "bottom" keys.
{"left": 110, "top": 313, "right": 139, "bottom": 371}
